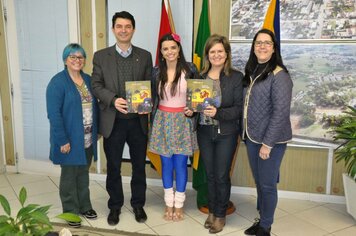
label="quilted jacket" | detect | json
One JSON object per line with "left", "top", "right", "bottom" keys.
{"left": 242, "top": 66, "right": 293, "bottom": 147}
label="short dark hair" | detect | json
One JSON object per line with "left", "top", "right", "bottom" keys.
{"left": 112, "top": 11, "right": 135, "bottom": 29}
{"left": 62, "top": 43, "right": 86, "bottom": 68}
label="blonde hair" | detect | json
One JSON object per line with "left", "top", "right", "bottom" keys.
{"left": 201, "top": 34, "right": 232, "bottom": 76}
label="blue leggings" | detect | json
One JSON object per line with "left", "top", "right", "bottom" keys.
{"left": 160, "top": 154, "right": 188, "bottom": 192}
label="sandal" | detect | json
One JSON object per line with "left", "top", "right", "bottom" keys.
{"left": 163, "top": 206, "right": 174, "bottom": 221}
{"left": 173, "top": 207, "right": 184, "bottom": 221}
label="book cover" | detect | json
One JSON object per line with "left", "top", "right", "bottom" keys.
{"left": 125, "top": 81, "right": 152, "bottom": 113}
{"left": 186, "top": 79, "right": 214, "bottom": 112}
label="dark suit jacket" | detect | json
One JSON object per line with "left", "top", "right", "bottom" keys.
{"left": 91, "top": 45, "right": 153, "bottom": 138}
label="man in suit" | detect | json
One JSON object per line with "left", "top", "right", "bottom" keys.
{"left": 91, "top": 11, "right": 152, "bottom": 226}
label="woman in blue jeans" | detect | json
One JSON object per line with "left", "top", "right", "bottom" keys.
{"left": 197, "top": 34, "right": 243, "bottom": 234}
{"left": 242, "top": 29, "right": 293, "bottom": 236}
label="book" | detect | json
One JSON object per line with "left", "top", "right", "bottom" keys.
{"left": 186, "top": 79, "right": 214, "bottom": 112}
{"left": 125, "top": 81, "right": 152, "bottom": 113}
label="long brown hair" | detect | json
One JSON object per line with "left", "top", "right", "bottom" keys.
{"left": 201, "top": 34, "right": 232, "bottom": 76}
{"left": 157, "top": 33, "right": 191, "bottom": 99}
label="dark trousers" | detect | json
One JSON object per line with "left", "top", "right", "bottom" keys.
{"left": 197, "top": 125, "right": 238, "bottom": 218}
{"left": 104, "top": 117, "right": 147, "bottom": 210}
{"left": 60, "top": 146, "right": 93, "bottom": 214}
{"left": 245, "top": 138, "right": 286, "bottom": 229}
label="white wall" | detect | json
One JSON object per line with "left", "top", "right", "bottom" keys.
{"left": 107, "top": 0, "right": 194, "bottom": 61}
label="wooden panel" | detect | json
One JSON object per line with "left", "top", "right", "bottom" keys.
{"left": 79, "top": 0, "right": 93, "bottom": 74}
{"left": 95, "top": 0, "right": 107, "bottom": 51}
{"left": 232, "top": 144, "right": 255, "bottom": 187}
{"left": 0, "top": 1, "right": 15, "bottom": 165}
{"left": 331, "top": 158, "right": 346, "bottom": 196}
{"left": 210, "top": 0, "right": 230, "bottom": 37}
{"left": 232, "top": 144, "right": 329, "bottom": 194}
{"left": 278, "top": 147, "right": 328, "bottom": 193}
{"left": 193, "top": 0, "right": 231, "bottom": 50}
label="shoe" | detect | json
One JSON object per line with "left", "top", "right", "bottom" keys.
{"left": 107, "top": 208, "right": 121, "bottom": 225}
{"left": 244, "top": 218, "right": 260, "bottom": 235}
{"left": 82, "top": 209, "right": 97, "bottom": 219}
{"left": 172, "top": 207, "right": 184, "bottom": 222}
{"left": 256, "top": 226, "right": 271, "bottom": 236}
{"left": 204, "top": 213, "right": 215, "bottom": 229}
{"left": 67, "top": 221, "right": 81, "bottom": 228}
{"left": 133, "top": 207, "right": 147, "bottom": 223}
{"left": 163, "top": 206, "right": 174, "bottom": 221}
{"left": 209, "top": 217, "right": 225, "bottom": 234}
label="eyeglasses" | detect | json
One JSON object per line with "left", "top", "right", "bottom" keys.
{"left": 68, "top": 55, "right": 85, "bottom": 61}
{"left": 254, "top": 41, "right": 273, "bottom": 47}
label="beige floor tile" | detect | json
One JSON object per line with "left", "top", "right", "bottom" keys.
{"left": 26, "top": 191, "right": 62, "bottom": 209}
{"left": 0, "top": 175, "right": 10, "bottom": 188}
{"left": 295, "top": 205, "right": 355, "bottom": 233}
{"left": 89, "top": 209, "right": 149, "bottom": 232}
{"left": 89, "top": 183, "right": 108, "bottom": 200}
{"left": 191, "top": 212, "right": 252, "bottom": 236}
{"left": 323, "top": 203, "right": 349, "bottom": 217}
{"left": 0, "top": 186, "right": 17, "bottom": 201}
{"left": 6, "top": 173, "right": 48, "bottom": 186}
{"left": 222, "top": 228, "right": 254, "bottom": 236}
{"left": 332, "top": 225, "right": 356, "bottom": 236}
{"left": 2, "top": 173, "right": 354, "bottom": 235}
{"left": 273, "top": 214, "right": 328, "bottom": 236}
{"left": 234, "top": 201, "right": 259, "bottom": 221}
{"left": 178, "top": 194, "right": 202, "bottom": 217}
{"left": 145, "top": 188, "right": 164, "bottom": 206}
{"left": 143, "top": 203, "right": 175, "bottom": 227}
{"left": 230, "top": 194, "right": 256, "bottom": 206}
{"left": 148, "top": 185, "right": 163, "bottom": 196}
{"left": 137, "top": 228, "right": 158, "bottom": 235}
{"left": 277, "top": 198, "right": 321, "bottom": 214}
{"left": 12, "top": 179, "right": 58, "bottom": 197}
{"left": 150, "top": 217, "right": 209, "bottom": 236}
{"left": 48, "top": 175, "right": 60, "bottom": 187}
{"left": 95, "top": 180, "right": 106, "bottom": 189}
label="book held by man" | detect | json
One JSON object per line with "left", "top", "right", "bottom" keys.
{"left": 125, "top": 81, "right": 152, "bottom": 113}
{"left": 186, "top": 79, "right": 214, "bottom": 112}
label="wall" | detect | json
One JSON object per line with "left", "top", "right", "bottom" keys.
{"left": 1, "top": 0, "right": 346, "bottom": 198}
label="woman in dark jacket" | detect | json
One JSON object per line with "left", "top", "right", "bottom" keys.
{"left": 242, "top": 29, "right": 293, "bottom": 236}
{"left": 46, "top": 43, "right": 98, "bottom": 227}
{"left": 197, "top": 34, "right": 243, "bottom": 233}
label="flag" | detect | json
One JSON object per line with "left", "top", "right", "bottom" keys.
{"left": 192, "top": 0, "right": 211, "bottom": 209}
{"left": 263, "top": 0, "right": 280, "bottom": 48}
{"left": 155, "top": 0, "right": 176, "bottom": 65}
{"left": 147, "top": 0, "right": 176, "bottom": 175}
{"left": 193, "top": 0, "right": 211, "bottom": 71}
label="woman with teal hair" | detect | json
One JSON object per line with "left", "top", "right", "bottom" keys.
{"left": 46, "top": 43, "right": 99, "bottom": 227}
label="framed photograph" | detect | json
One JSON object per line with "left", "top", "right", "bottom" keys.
{"left": 230, "top": 0, "right": 356, "bottom": 40}
{"left": 231, "top": 43, "right": 356, "bottom": 143}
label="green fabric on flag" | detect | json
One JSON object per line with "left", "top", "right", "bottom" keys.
{"left": 193, "top": 158, "right": 208, "bottom": 208}
{"left": 193, "top": 0, "right": 211, "bottom": 71}
{"left": 192, "top": 0, "right": 211, "bottom": 208}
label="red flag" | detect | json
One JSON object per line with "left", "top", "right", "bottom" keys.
{"left": 155, "top": 0, "right": 176, "bottom": 65}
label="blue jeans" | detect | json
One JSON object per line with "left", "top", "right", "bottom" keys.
{"left": 197, "top": 125, "right": 238, "bottom": 217}
{"left": 245, "top": 138, "right": 287, "bottom": 229}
